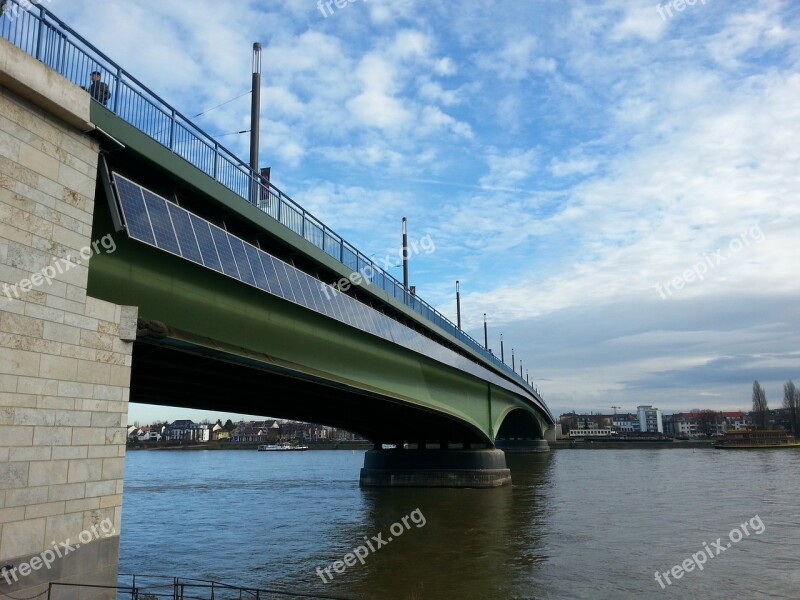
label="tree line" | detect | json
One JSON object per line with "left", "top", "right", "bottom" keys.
{"left": 751, "top": 379, "right": 800, "bottom": 432}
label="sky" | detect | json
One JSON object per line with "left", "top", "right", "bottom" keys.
{"left": 51, "top": 0, "right": 800, "bottom": 424}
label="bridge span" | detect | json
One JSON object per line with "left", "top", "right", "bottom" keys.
{"left": 0, "top": 2, "right": 553, "bottom": 596}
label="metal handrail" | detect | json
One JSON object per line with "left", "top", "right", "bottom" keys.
{"left": 46, "top": 576, "right": 356, "bottom": 600}
{"left": 0, "top": 0, "right": 545, "bottom": 402}
{"left": 116, "top": 574, "right": 356, "bottom": 600}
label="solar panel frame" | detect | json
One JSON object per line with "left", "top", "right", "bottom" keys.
{"left": 142, "top": 190, "right": 181, "bottom": 255}
{"left": 209, "top": 225, "right": 240, "bottom": 279}
{"left": 228, "top": 237, "right": 257, "bottom": 287}
{"left": 114, "top": 176, "right": 157, "bottom": 246}
{"left": 167, "top": 204, "right": 204, "bottom": 265}
{"left": 189, "top": 215, "right": 224, "bottom": 273}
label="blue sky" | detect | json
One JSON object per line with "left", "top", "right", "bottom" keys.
{"left": 54, "top": 0, "right": 799, "bottom": 424}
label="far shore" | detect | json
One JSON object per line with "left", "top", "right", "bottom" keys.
{"left": 126, "top": 440, "right": 373, "bottom": 451}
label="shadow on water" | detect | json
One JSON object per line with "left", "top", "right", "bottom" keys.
{"left": 324, "top": 452, "right": 556, "bottom": 600}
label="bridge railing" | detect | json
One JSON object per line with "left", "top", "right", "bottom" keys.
{"left": 0, "top": 0, "right": 543, "bottom": 399}
{"left": 43, "top": 574, "right": 355, "bottom": 599}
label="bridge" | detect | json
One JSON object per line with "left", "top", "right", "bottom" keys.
{"left": 0, "top": 1, "right": 554, "bottom": 596}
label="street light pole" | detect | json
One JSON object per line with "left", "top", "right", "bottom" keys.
{"left": 402, "top": 217, "right": 409, "bottom": 289}
{"left": 483, "top": 313, "right": 488, "bottom": 350}
{"left": 456, "top": 281, "right": 461, "bottom": 329}
{"left": 249, "top": 42, "right": 262, "bottom": 205}
{"left": 500, "top": 334, "right": 505, "bottom": 363}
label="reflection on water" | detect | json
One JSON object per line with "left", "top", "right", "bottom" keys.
{"left": 120, "top": 449, "right": 799, "bottom": 600}
{"left": 346, "top": 453, "right": 554, "bottom": 599}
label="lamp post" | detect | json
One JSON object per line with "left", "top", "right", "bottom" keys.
{"left": 456, "top": 280, "right": 461, "bottom": 329}
{"left": 483, "top": 313, "right": 488, "bottom": 350}
{"left": 249, "top": 42, "right": 262, "bottom": 205}
{"left": 500, "top": 334, "right": 505, "bottom": 363}
{"left": 402, "top": 217, "right": 409, "bottom": 290}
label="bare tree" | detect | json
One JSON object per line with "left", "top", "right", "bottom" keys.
{"left": 752, "top": 380, "right": 769, "bottom": 429}
{"left": 784, "top": 380, "right": 799, "bottom": 434}
{"left": 691, "top": 409, "right": 719, "bottom": 436}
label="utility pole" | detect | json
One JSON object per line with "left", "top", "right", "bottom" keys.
{"left": 402, "top": 217, "right": 409, "bottom": 290}
{"left": 512, "top": 348, "right": 515, "bottom": 371}
{"left": 483, "top": 313, "right": 488, "bottom": 350}
{"left": 456, "top": 281, "right": 461, "bottom": 329}
{"left": 249, "top": 42, "right": 262, "bottom": 205}
{"left": 500, "top": 334, "right": 505, "bottom": 363}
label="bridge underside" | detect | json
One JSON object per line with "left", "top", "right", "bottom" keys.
{"left": 131, "top": 337, "right": 485, "bottom": 445}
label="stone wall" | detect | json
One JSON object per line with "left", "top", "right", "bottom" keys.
{"left": 0, "top": 37, "right": 135, "bottom": 598}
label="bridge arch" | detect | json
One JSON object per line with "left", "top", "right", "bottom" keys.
{"left": 496, "top": 407, "right": 547, "bottom": 441}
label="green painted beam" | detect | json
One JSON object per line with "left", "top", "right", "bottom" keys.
{"left": 89, "top": 104, "right": 545, "bottom": 401}
{"left": 88, "top": 210, "right": 551, "bottom": 442}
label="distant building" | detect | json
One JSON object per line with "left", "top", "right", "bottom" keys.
{"left": 612, "top": 413, "right": 638, "bottom": 433}
{"left": 664, "top": 411, "right": 750, "bottom": 437}
{"left": 637, "top": 405, "right": 663, "bottom": 434}
{"left": 164, "top": 420, "right": 210, "bottom": 442}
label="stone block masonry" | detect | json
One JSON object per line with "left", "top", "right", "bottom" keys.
{"left": 0, "top": 36, "right": 136, "bottom": 598}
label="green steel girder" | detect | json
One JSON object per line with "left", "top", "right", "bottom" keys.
{"left": 87, "top": 106, "right": 553, "bottom": 443}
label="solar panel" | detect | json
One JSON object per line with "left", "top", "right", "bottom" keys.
{"left": 244, "top": 243, "right": 271, "bottom": 293}
{"left": 297, "top": 271, "right": 321, "bottom": 314}
{"left": 228, "top": 237, "right": 256, "bottom": 287}
{"left": 270, "top": 260, "right": 296, "bottom": 304}
{"left": 114, "top": 177, "right": 156, "bottom": 245}
{"left": 168, "top": 204, "right": 203, "bottom": 265}
{"left": 142, "top": 190, "right": 181, "bottom": 255}
{"left": 259, "top": 253, "right": 284, "bottom": 297}
{"left": 189, "top": 215, "right": 223, "bottom": 273}
{"left": 209, "top": 225, "right": 240, "bottom": 278}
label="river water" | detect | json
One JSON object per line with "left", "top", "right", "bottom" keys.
{"left": 119, "top": 448, "right": 800, "bottom": 599}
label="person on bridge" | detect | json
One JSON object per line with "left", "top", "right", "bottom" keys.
{"left": 86, "top": 71, "right": 111, "bottom": 105}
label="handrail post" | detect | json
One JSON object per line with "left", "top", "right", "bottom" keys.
{"left": 34, "top": 10, "right": 45, "bottom": 61}
{"left": 168, "top": 108, "right": 175, "bottom": 150}
{"left": 213, "top": 142, "right": 219, "bottom": 179}
{"left": 113, "top": 66, "right": 121, "bottom": 113}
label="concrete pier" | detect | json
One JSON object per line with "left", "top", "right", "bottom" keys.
{"left": 360, "top": 448, "right": 512, "bottom": 488}
{"left": 495, "top": 439, "right": 551, "bottom": 453}
{"left": 0, "top": 37, "right": 135, "bottom": 598}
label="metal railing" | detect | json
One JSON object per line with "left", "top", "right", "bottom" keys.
{"left": 44, "top": 575, "right": 355, "bottom": 599}
{"left": 0, "top": 0, "right": 543, "bottom": 401}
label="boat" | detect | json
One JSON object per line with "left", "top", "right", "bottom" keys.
{"left": 713, "top": 429, "right": 800, "bottom": 449}
{"left": 257, "top": 444, "right": 309, "bottom": 451}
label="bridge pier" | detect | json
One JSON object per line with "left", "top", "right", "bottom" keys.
{"left": 1, "top": 38, "right": 134, "bottom": 599}
{"left": 359, "top": 448, "right": 512, "bottom": 488}
{"left": 495, "top": 439, "right": 551, "bottom": 453}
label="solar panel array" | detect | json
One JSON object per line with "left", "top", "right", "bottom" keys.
{"left": 112, "top": 173, "right": 547, "bottom": 406}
